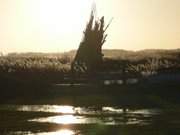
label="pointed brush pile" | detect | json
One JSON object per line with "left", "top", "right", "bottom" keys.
{"left": 72, "top": 11, "right": 111, "bottom": 73}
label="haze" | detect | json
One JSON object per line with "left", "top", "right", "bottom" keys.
{"left": 0, "top": 0, "right": 180, "bottom": 53}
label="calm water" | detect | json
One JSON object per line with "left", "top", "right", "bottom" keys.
{"left": 0, "top": 105, "right": 179, "bottom": 135}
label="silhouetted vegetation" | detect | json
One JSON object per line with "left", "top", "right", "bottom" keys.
{"left": 0, "top": 49, "right": 180, "bottom": 86}
{"left": 72, "top": 11, "right": 112, "bottom": 73}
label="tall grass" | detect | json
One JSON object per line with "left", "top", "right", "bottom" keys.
{"left": 0, "top": 56, "right": 71, "bottom": 74}
{"left": 0, "top": 50, "right": 179, "bottom": 84}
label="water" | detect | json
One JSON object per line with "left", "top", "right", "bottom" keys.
{"left": 104, "top": 79, "right": 138, "bottom": 85}
{"left": 8, "top": 130, "right": 76, "bottom": 135}
{"left": 0, "top": 105, "right": 179, "bottom": 135}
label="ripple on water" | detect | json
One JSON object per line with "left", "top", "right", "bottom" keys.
{"left": 7, "top": 129, "right": 76, "bottom": 135}
{"left": 0, "top": 105, "right": 160, "bottom": 126}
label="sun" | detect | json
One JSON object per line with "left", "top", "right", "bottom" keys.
{"left": 23, "top": 0, "right": 93, "bottom": 51}
{"left": 38, "top": 0, "right": 92, "bottom": 33}
{"left": 26, "top": 0, "right": 92, "bottom": 37}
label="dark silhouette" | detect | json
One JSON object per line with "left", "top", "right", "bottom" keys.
{"left": 71, "top": 11, "right": 112, "bottom": 73}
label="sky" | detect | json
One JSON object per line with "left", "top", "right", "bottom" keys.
{"left": 0, "top": 0, "right": 180, "bottom": 53}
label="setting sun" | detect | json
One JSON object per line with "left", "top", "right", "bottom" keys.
{"left": 0, "top": 0, "right": 93, "bottom": 53}
{"left": 24, "top": 0, "right": 92, "bottom": 36}
{"left": 22, "top": 0, "right": 93, "bottom": 52}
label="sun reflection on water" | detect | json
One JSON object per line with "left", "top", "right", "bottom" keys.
{"left": 30, "top": 115, "right": 84, "bottom": 125}
{"left": 35, "top": 129, "right": 75, "bottom": 135}
{"left": 10, "top": 129, "right": 76, "bottom": 135}
{"left": 50, "top": 115, "right": 81, "bottom": 124}
{"left": 16, "top": 105, "right": 75, "bottom": 114}
{"left": 53, "top": 106, "right": 74, "bottom": 114}
{"left": 41, "top": 129, "right": 75, "bottom": 135}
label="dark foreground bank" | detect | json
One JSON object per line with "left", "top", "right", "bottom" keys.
{"left": 1, "top": 81, "right": 180, "bottom": 135}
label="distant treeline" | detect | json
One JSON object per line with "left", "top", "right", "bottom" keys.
{"left": 4, "top": 49, "right": 180, "bottom": 60}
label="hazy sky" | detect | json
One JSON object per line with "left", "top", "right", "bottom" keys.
{"left": 0, "top": 0, "right": 180, "bottom": 53}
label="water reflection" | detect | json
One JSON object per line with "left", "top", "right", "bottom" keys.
{"left": 30, "top": 115, "right": 83, "bottom": 125}
{"left": 10, "top": 129, "right": 75, "bottom": 135}
{"left": 17, "top": 105, "right": 75, "bottom": 114}
{"left": 0, "top": 105, "right": 160, "bottom": 126}
{"left": 29, "top": 114, "right": 152, "bottom": 125}
{"left": 36, "top": 129, "right": 75, "bottom": 135}
{"left": 0, "top": 105, "right": 163, "bottom": 135}
{"left": 29, "top": 115, "right": 105, "bottom": 125}
{"left": 102, "top": 107, "right": 124, "bottom": 113}
{"left": 103, "top": 79, "right": 138, "bottom": 85}
{"left": 0, "top": 105, "right": 160, "bottom": 116}
{"left": 0, "top": 105, "right": 75, "bottom": 114}
{"left": 53, "top": 106, "right": 74, "bottom": 114}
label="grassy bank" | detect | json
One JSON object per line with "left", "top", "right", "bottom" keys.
{"left": 0, "top": 49, "right": 180, "bottom": 107}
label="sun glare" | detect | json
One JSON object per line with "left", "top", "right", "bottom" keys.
{"left": 38, "top": 129, "right": 75, "bottom": 135}
{"left": 21, "top": 0, "right": 93, "bottom": 52}
{"left": 53, "top": 106, "right": 74, "bottom": 114}
{"left": 38, "top": 0, "right": 92, "bottom": 33}
{"left": 38, "top": 115, "right": 82, "bottom": 125}
{"left": 53, "top": 115, "right": 78, "bottom": 124}
{"left": 0, "top": 0, "right": 180, "bottom": 53}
